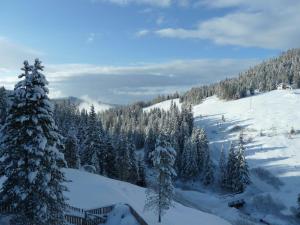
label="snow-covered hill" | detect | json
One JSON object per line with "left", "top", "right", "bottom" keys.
{"left": 64, "top": 169, "right": 229, "bottom": 225}
{"left": 143, "top": 98, "right": 181, "bottom": 112}
{"left": 0, "top": 169, "right": 230, "bottom": 225}
{"left": 148, "top": 89, "right": 300, "bottom": 224}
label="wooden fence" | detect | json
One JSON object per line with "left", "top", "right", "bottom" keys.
{"left": 0, "top": 203, "right": 148, "bottom": 225}
{"left": 0, "top": 203, "right": 112, "bottom": 225}
{"left": 85, "top": 205, "right": 114, "bottom": 215}
{"left": 125, "top": 204, "right": 148, "bottom": 225}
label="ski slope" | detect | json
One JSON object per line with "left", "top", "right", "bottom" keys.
{"left": 148, "top": 89, "right": 300, "bottom": 224}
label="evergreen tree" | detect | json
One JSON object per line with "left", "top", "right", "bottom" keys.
{"left": 102, "top": 135, "right": 118, "bottom": 178}
{"left": 226, "top": 134, "right": 250, "bottom": 193}
{"left": 126, "top": 136, "right": 139, "bottom": 184}
{"left": 180, "top": 138, "right": 199, "bottom": 179}
{"left": 235, "top": 133, "right": 251, "bottom": 192}
{"left": 191, "top": 128, "right": 209, "bottom": 173}
{"left": 137, "top": 158, "right": 147, "bottom": 187}
{"left": 64, "top": 127, "right": 80, "bottom": 169}
{"left": 145, "top": 134, "right": 177, "bottom": 223}
{"left": 115, "top": 134, "right": 138, "bottom": 183}
{"left": 0, "top": 86, "right": 7, "bottom": 125}
{"left": 202, "top": 149, "right": 214, "bottom": 186}
{"left": 144, "top": 126, "right": 156, "bottom": 166}
{"left": 219, "top": 144, "right": 227, "bottom": 189}
{"left": 226, "top": 142, "right": 237, "bottom": 191}
{"left": 0, "top": 59, "right": 67, "bottom": 225}
{"left": 82, "top": 105, "right": 104, "bottom": 174}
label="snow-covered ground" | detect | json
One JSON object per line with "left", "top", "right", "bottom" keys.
{"left": 64, "top": 169, "right": 230, "bottom": 225}
{"left": 143, "top": 98, "right": 181, "bottom": 112}
{"left": 148, "top": 89, "right": 300, "bottom": 224}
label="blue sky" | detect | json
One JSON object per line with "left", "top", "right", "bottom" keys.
{"left": 0, "top": 0, "right": 299, "bottom": 104}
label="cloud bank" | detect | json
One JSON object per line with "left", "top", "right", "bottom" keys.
{"left": 149, "top": 0, "right": 300, "bottom": 49}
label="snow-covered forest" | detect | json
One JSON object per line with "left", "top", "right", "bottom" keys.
{"left": 181, "top": 49, "right": 300, "bottom": 105}
{"left": 1, "top": 49, "right": 300, "bottom": 225}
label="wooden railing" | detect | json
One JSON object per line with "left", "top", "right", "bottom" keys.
{"left": 0, "top": 203, "right": 113, "bottom": 225}
{"left": 0, "top": 203, "right": 148, "bottom": 225}
{"left": 85, "top": 205, "right": 114, "bottom": 215}
{"left": 125, "top": 204, "right": 148, "bottom": 225}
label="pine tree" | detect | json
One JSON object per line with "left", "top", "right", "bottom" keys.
{"left": 126, "top": 136, "right": 139, "bottom": 184}
{"left": 102, "top": 135, "right": 118, "bottom": 178}
{"left": 0, "top": 86, "right": 7, "bottom": 125}
{"left": 82, "top": 105, "right": 104, "bottom": 174}
{"left": 235, "top": 133, "right": 251, "bottom": 192}
{"left": 226, "top": 142, "right": 237, "bottom": 191}
{"left": 219, "top": 144, "right": 227, "bottom": 189}
{"left": 115, "top": 134, "right": 138, "bottom": 183}
{"left": 191, "top": 128, "right": 209, "bottom": 173}
{"left": 0, "top": 59, "right": 67, "bottom": 225}
{"left": 202, "top": 149, "right": 214, "bottom": 186}
{"left": 226, "top": 134, "right": 250, "bottom": 193}
{"left": 145, "top": 134, "right": 177, "bottom": 223}
{"left": 64, "top": 127, "right": 80, "bottom": 169}
{"left": 180, "top": 138, "right": 199, "bottom": 179}
{"left": 137, "top": 158, "right": 147, "bottom": 187}
{"left": 144, "top": 126, "right": 156, "bottom": 166}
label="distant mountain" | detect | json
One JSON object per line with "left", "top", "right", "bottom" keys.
{"left": 52, "top": 96, "right": 118, "bottom": 112}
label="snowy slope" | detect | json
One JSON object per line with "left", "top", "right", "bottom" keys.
{"left": 64, "top": 169, "right": 230, "bottom": 225}
{"left": 0, "top": 169, "right": 230, "bottom": 225}
{"left": 192, "top": 90, "right": 300, "bottom": 211}
{"left": 143, "top": 98, "right": 181, "bottom": 112}
{"left": 146, "top": 89, "right": 300, "bottom": 224}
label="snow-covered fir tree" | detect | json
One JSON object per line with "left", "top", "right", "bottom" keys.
{"left": 0, "top": 59, "right": 67, "bottom": 225}
{"left": 125, "top": 135, "right": 139, "bottom": 184}
{"left": 226, "top": 142, "right": 237, "bottom": 191}
{"left": 145, "top": 133, "right": 177, "bottom": 223}
{"left": 137, "top": 158, "right": 147, "bottom": 187}
{"left": 219, "top": 144, "right": 227, "bottom": 189}
{"left": 202, "top": 148, "right": 214, "bottom": 186}
{"left": 64, "top": 126, "right": 80, "bottom": 169}
{"left": 226, "top": 134, "right": 250, "bottom": 193}
{"left": 234, "top": 133, "right": 251, "bottom": 192}
{"left": 82, "top": 105, "right": 104, "bottom": 174}
{"left": 115, "top": 134, "right": 138, "bottom": 183}
{"left": 101, "top": 135, "right": 118, "bottom": 178}
{"left": 191, "top": 128, "right": 209, "bottom": 174}
{"left": 144, "top": 126, "right": 156, "bottom": 166}
{"left": 180, "top": 138, "right": 198, "bottom": 179}
{"left": 0, "top": 86, "right": 7, "bottom": 125}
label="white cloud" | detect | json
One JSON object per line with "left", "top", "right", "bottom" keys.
{"left": 95, "top": 0, "right": 172, "bottom": 7}
{"left": 86, "top": 33, "right": 96, "bottom": 43}
{"left": 78, "top": 95, "right": 112, "bottom": 112}
{"left": 154, "top": 0, "right": 300, "bottom": 49}
{"left": 1, "top": 56, "right": 258, "bottom": 102}
{"left": 0, "top": 36, "right": 43, "bottom": 70}
{"left": 0, "top": 36, "right": 44, "bottom": 88}
{"left": 135, "top": 29, "right": 150, "bottom": 37}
